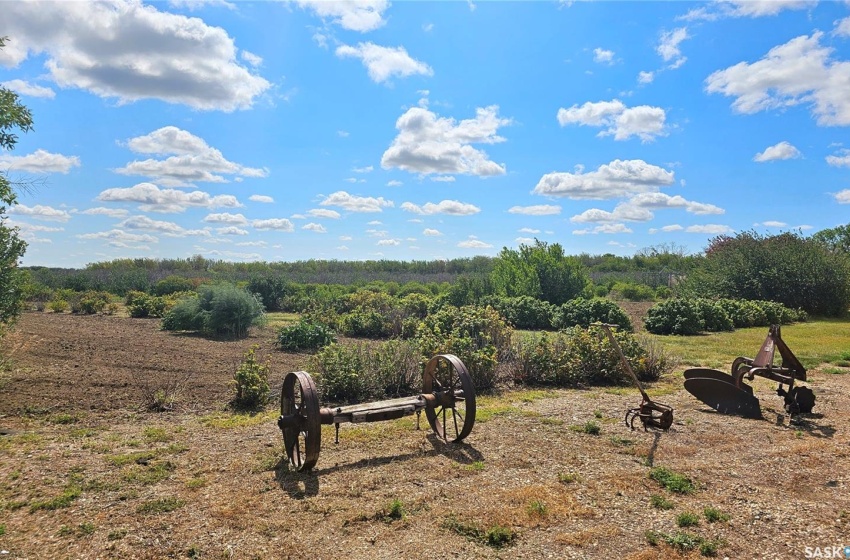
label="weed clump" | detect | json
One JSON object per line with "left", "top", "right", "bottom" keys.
{"left": 232, "top": 345, "right": 270, "bottom": 410}
{"left": 649, "top": 466, "right": 696, "bottom": 494}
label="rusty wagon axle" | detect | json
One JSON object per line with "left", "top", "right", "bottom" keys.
{"left": 277, "top": 354, "right": 476, "bottom": 471}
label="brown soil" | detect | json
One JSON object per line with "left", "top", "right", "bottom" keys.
{"left": 0, "top": 312, "right": 847, "bottom": 560}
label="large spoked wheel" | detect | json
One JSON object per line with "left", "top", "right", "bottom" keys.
{"left": 280, "top": 371, "right": 321, "bottom": 471}
{"left": 423, "top": 354, "right": 476, "bottom": 442}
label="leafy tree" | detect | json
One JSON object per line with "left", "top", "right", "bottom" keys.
{"left": 491, "top": 240, "right": 589, "bottom": 305}
{"left": 813, "top": 223, "right": 850, "bottom": 254}
{"left": 0, "top": 37, "right": 33, "bottom": 339}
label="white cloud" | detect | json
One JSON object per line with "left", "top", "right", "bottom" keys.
{"left": 657, "top": 27, "right": 689, "bottom": 68}
{"left": 638, "top": 71, "right": 655, "bottom": 84}
{"left": 685, "top": 224, "right": 733, "bottom": 234}
{"left": 593, "top": 48, "right": 615, "bottom": 64}
{"left": 571, "top": 206, "right": 654, "bottom": 223}
{"left": 837, "top": 16, "right": 850, "bottom": 37}
{"left": 203, "top": 212, "right": 248, "bottom": 225}
{"left": 120, "top": 215, "right": 187, "bottom": 234}
{"left": 508, "top": 205, "right": 561, "bottom": 216}
{"left": 117, "top": 126, "right": 268, "bottom": 186}
{"left": 706, "top": 32, "right": 850, "bottom": 126}
{"left": 557, "top": 100, "right": 666, "bottom": 142}
{"left": 308, "top": 208, "right": 341, "bottom": 219}
{"left": 0, "top": 1, "right": 270, "bottom": 111}
{"left": 835, "top": 190, "right": 850, "bottom": 204}
{"left": 252, "top": 218, "right": 295, "bottom": 231}
{"left": 458, "top": 236, "right": 492, "bottom": 249}
{"left": 366, "top": 229, "right": 388, "bottom": 237}
{"left": 80, "top": 207, "right": 129, "bottom": 218}
{"left": 0, "top": 79, "right": 54, "bottom": 98}
{"left": 628, "top": 193, "right": 725, "bottom": 215}
{"left": 386, "top": 180, "right": 403, "bottom": 187}
{"left": 303, "top": 223, "right": 327, "bottom": 233}
{"left": 367, "top": 220, "right": 382, "bottom": 225}
{"left": 519, "top": 227, "right": 540, "bottom": 233}
{"left": 240, "top": 50, "right": 262, "bottom": 67}
{"left": 826, "top": 151, "right": 850, "bottom": 167}
{"left": 377, "top": 238, "right": 400, "bottom": 246}
{"left": 194, "top": 248, "right": 260, "bottom": 260}
{"left": 337, "top": 245, "right": 349, "bottom": 251}
{"left": 339, "top": 235, "right": 353, "bottom": 241}
{"left": 573, "top": 223, "right": 633, "bottom": 235}
{"left": 382, "top": 105, "right": 511, "bottom": 176}
{"left": 77, "top": 229, "right": 158, "bottom": 244}
{"left": 533, "top": 159, "right": 675, "bottom": 199}
{"left": 0, "top": 149, "right": 80, "bottom": 173}
{"left": 336, "top": 42, "right": 433, "bottom": 84}
{"left": 423, "top": 228, "right": 442, "bottom": 236}
{"left": 9, "top": 204, "right": 71, "bottom": 222}
{"left": 293, "top": 0, "right": 389, "bottom": 32}
{"left": 345, "top": 177, "right": 366, "bottom": 183}
{"left": 515, "top": 237, "right": 535, "bottom": 245}
{"left": 236, "top": 240, "right": 267, "bottom": 247}
{"left": 754, "top": 141, "right": 802, "bottom": 162}
{"left": 320, "top": 191, "right": 393, "bottom": 212}
{"left": 682, "top": 1, "right": 816, "bottom": 21}
{"left": 401, "top": 200, "right": 480, "bottom": 216}
{"left": 249, "top": 194, "right": 274, "bottom": 203}
{"left": 168, "top": 0, "right": 237, "bottom": 10}
{"left": 649, "top": 224, "right": 684, "bottom": 233}
{"left": 217, "top": 226, "right": 249, "bottom": 235}
{"left": 337, "top": 130, "right": 350, "bottom": 138}
{"left": 431, "top": 175, "right": 456, "bottom": 182}
{"left": 423, "top": 23, "right": 434, "bottom": 32}
{"left": 353, "top": 165, "right": 374, "bottom": 173}
{"left": 759, "top": 221, "right": 788, "bottom": 227}
{"left": 97, "top": 182, "right": 242, "bottom": 213}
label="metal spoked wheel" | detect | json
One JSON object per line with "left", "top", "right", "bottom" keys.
{"left": 280, "top": 371, "right": 321, "bottom": 471}
{"left": 423, "top": 354, "right": 476, "bottom": 442}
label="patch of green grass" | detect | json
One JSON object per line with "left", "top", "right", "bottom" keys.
{"left": 49, "top": 413, "right": 78, "bottom": 425}
{"left": 69, "top": 427, "right": 97, "bottom": 438}
{"left": 474, "top": 398, "right": 519, "bottom": 422}
{"left": 676, "top": 512, "right": 700, "bottom": 527}
{"left": 609, "top": 435, "right": 634, "bottom": 447}
{"left": 77, "top": 522, "right": 95, "bottom": 536}
{"left": 518, "top": 390, "right": 556, "bottom": 403}
{"left": 0, "top": 524, "right": 5, "bottom": 536}
{"left": 593, "top": 409, "right": 603, "bottom": 418}
{"left": 186, "top": 477, "right": 207, "bottom": 489}
{"left": 834, "top": 360, "right": 850, "bottom": 367}
{"left": 57, "top": 525, "right": 73, "bottom": 537}
{"left": 441, "top": 515, "right": 517, "bottom": 549}
{"left": 107, "top": 529, "right": 128, "bottom": 541}
{"left": 570, "top": 420, "right": 601, "bottom": 435}
{"left": 645, "top": 530, "right": 722, "bottom": 557}
{"left": 29, "top": 486, "right": 81, "bottom": 512}
{"left": 142, "top": 426, "right": 171, "bottom": 442}
{"left": 527, "top": 500, "right": 547, "bottom": 518}
{"left": 465, "top": 461, "right": 485, "bottom": 472}
{"left": 136, "top": 497, "right": 185, "bottom": 514}
{"left": 558, "top": 472, "right": 580, "bottom": 484}
{"left": 649, "top": 466, "right": 696, "bottom": 494}
{"left": 822, "top": 367, "right": 847, "bottom": 375}
{"left": 382, "top": 499, "right": 406, "bottom": 522}
{"left": 4, "top": 500, "right": 28, "bottom": 511}
{"left": 703, "top": 507, "right": 730, "bottom": 523}
{"left": 107, "top": 451, "right": 157, "bottom": 466}
{"left": 122, "top": 461, "right": 175, "bottom": 485}
{"left": 200, "top": 410, "right": 276, "bottom": 429}
{"left": 540, "top": 417, "right": 563, "bottom": 426}
{"left": 650, "top": 494, "right": 674, "bottom": 510}
{"left": 9, "top": 470, "right": 20, "bottom": 480}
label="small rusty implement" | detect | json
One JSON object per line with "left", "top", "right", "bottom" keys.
{"left": 594, "top": 323, "right": 674, "bottom": 431}
{"left": 683, "top": 324, "right": 815, "bottom": 418}
{"left": 277, "top": 354, "right": 476, "bottom": 471}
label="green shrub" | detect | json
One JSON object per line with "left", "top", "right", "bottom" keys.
{"left": 73, "top": 290, "right": 111, "bottom": 314}
{"left": 676, "top": 512, "right": 700, "bottom": 527}
{"left": 310, "top": 343, "right": 373, "bottom": 403}
{"left": 644, "top": 299, "right": 703, "bottom": 335}
{"left": 339, "top": 309, "right": 392, "bottom": 338}
{"left": 416, "top": 305, "right": 512, "bottom": 390}
{"left": 693, "top": 299, "right": 734, "bottom": 332}
{"left": 612, "top": 282, "right": 656, "bottom": 301}
{"left": 126, "top": 290, "right": 189, "bottom": 319}
{"left": 480, "top": 295, "right": 554, "bottom": 330}
{"left": 161, "top": 284, "right": 264, "bottom": 338}
{"left": 151, "top": 275, "right": 195, "bottom": 296}
{"left": 552, "top": 297, "right": 632, "bottom": 331}
{"left": 650, "top": 466, "right": 696, "bottom": 494}
{"left": 277, "top": 319, "right": 336, "bottom": 352}
{"left": 655, "top": 285, "right": 672, "bottom": 299}
{"left": 232, "top": 345, "right": 270, "bottom": 409}
{"left": 48, "top": 299, "right": 69, "bottom": 313}
{"left": 703, "top": 507, "right": 730, "bottom": 523}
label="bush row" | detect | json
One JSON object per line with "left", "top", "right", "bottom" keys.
{"left": 644, "top": 298, "right": 806, "bottom": 335}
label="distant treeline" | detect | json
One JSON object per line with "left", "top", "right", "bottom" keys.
{"left": 24, "top": 249, "right": 696, "bottom": 295}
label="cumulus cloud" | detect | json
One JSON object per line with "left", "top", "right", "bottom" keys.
{"left": 533, "top": 159, "right": 675, "bottom": 199}
{"left": 320, "top": 191, "right": 393, "bottom": 212}
{"left": 250, "top": 218, "right": 294, "bottom": 232}
{"left": 593, "top": 48, "right": 615, "bottom": 64}
{"left": 77, "top": 229, "right": 158, "bottom": 244}
{"left": 682, "top": 1, "right": 816, "bottom": 21}
{"left": 706, "top": 32, "right": 850, "bottom": 126}
{"left": 203, "top": 212, "right": 248, "bottom": 225}
{"left": 377, "top": 238, "right": 400, "bottom": 246}
{"left": 308, "top": 208, "right": 341, "bottom": 219}
{"left": 382, "top": 105, "right": 511, "bottom": 177}
{"left": 119, "top": 215, "right": 211, "bottom": 237}
{"left": 249, "top": 194, "right": 274, "bottom": 203}
{"left": 80, "top": 207, "right": 129, "bottom": 218}
{"left": 116, "top": 126, "right": 268, "bottom": 186}
{"left": 458, "top": 236, "right": 492, "bottom": 249}
{"left": 303, "top": 222, "right": 327, "bottom": 233}
{"left": 758, "top": 220, "right": 788, "bottom": 227}
{"left": 519, "top": 227, "right": 540, "bottom": 233}
{"left": 657, "top": 27, "right": 689, "bottom": 68}
{"left": 571, "top": 193, "right": 722, "bottom": 225}
{"left": 352, "top": 165, "right": 374, "bottom": 173}
{"left": 649, "top": 224, "right": 684, "bottom": 233}
{"left": 0, "top": 149, "right": 80, "bottom": 173}
{"left": 336, "top": 42, "right": 433, "bottom": 84}
{"left": 97, "top": 182, "right": 242, "bottom": 213}
{"left": 293, "top": 0, "right": 389, "bottom": 32}
{"left": 515, "top": 237, "right": 535, "bottom": 245}
{"left": 638, "top": 71, "right": 655, "bottom": 84}
{"left": 0, "top": 79, "right": 55, "bottom": 98}
{"left": 835, "top": 189, "right": 850, "bottom": 204}
{"left": 423, "top": 228, "right": 442, "bottom": 236}
{"left": 754, "top": 141, "right": 802, "bottom": 162}
{"left": 431, "top": 175, "right": 456, "bottom": 182}
{"left": 400, "top": 200, "right": 480, "bottom": 216}
{"left": 507, "top": 205, "right": 561, "bottom": 216}
{"left": 837, "top": 17, "right": 850, "bottom": 37}
{"left": 217, "top": 226, "right": 248, "bottom": 235}
{"left": 826, "top": 150, "right": 850, "bottom": 167}
{"left": 0, "top": 1, "right": 270, "bottom": 111}
{"left": 685, "top": 224, "right": 733, "bottom": 234}
{"left": 573, "top": 223, "right": 633, "bottom": 235}
{"left": 386, "top": 180, "right": 403, "bottom": 187}
{"left": 9, "top": 204, "right": 71, "bottom": 222}
{"left": 557, "top": 99, "right": 667, "bottom": 142}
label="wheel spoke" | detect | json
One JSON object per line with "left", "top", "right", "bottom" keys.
{"left": 442, "top": 407, "right": 447, "bottom": 441}
{"left": 452, "top": 408, "right": 459, "bottom": 438}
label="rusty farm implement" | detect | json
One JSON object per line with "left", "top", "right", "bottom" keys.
{"left": 684, "top": 325, "right": 815, "bottom": 418}
{"left": 595, "top": 323, "right": 674, "bottom": 431}
{"left": 277, "top": 354, "right": 475, "bottom": 471}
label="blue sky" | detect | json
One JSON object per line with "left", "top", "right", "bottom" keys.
{"left": 1, "top": 0, "right": 849, "bottom": 267}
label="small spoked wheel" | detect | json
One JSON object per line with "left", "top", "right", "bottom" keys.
{"left": 423, "top": 354, "right": 476, "bottom": 442}
{"left": 280, "top": 371, "right": 321, "bottom": 471}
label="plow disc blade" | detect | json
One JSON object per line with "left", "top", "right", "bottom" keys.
{"left": 684, "top": 376, "right": 762, "bottom": 419}
{"left": 683, "top": 368, "right": 754, "bottom": 395}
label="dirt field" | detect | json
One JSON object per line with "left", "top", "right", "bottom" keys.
{"left": 1, "top": 312, "right": 848, "bottom": 559}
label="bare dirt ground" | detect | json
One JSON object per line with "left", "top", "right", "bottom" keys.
{"left": 0, "top": 312, "right": 848, "bottom": 560}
